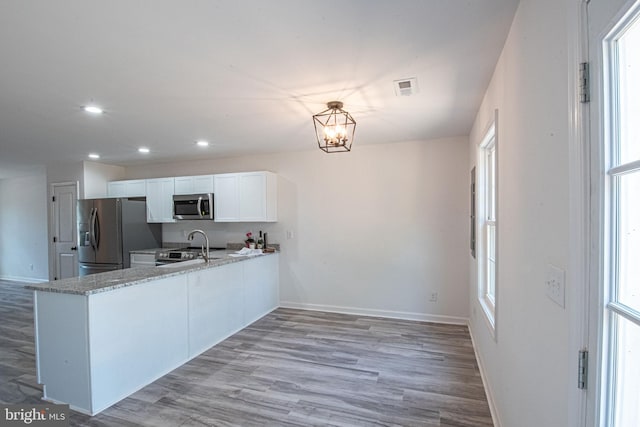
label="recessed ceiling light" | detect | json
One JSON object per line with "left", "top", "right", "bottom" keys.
{"left": 88, "top": 153, "right": 100, "bottom": 159}
{"left": 138, "top": 147, "right": 150, "bottom": 154}
{"left": 84, "top": 105, "right": 104, "bottom": 114}
{"left": 196, "top": 140, "right": 209, "bottom": 147}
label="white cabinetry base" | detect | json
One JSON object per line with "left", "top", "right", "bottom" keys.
{"left": 33, "top": 255, "right": 279, "bottom": 415}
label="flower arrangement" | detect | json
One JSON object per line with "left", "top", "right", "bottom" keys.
{"left": 245, "top": 232, "right": 255, "bottom": 248}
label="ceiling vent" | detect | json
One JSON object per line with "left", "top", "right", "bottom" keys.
{"left": 394, "top": 77, "right": 418, "bottom": 96}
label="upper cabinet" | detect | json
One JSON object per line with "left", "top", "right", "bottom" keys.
{"left": 214, "top": 172, "right": 277, "bottom": 222}
{"left": 146, "top": 178, "right": 175, "bottom": 223}
{"left": 107, "top": 180, "right": 146, "bottom": 198}
{"left": 106, "top": 171, "right": 277, "bottom": 223}
{"left": 174, "top": 175, "right": 214, "bottom": 195}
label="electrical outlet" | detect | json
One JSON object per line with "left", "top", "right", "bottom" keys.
{"left": 429, "top": 292, "right": 438, "bottom": 302}
{"left": 286, "top": 230, "right": 294, "bottom": 239}
{"left": 545, "top": 264, "right": 565, "bottom": 308}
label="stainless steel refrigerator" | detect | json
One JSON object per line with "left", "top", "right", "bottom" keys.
{"left": 77, "top": 198, "right": 162, "bottom": 276}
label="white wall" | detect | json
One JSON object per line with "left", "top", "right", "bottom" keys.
{"left": 126, "top": 138, "right": 471, "bottom": 322}
{"left": 468, "top": 0, "right": 570, "bottom": 426}
{"left": 0, "top": 174, "right": 49, "bottom": 281}
{"left": 83, "top": 161, "right": 125, "bottom": 199}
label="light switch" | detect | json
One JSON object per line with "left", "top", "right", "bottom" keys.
{"left": 545, "top": 264, "right": 565, "bottom": 308}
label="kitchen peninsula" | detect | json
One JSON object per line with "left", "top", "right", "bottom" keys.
{"left": 26, "top": 251, "right": 279, "bottom": 415}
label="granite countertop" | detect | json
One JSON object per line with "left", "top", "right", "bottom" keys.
{"left": 26, "top": 250, "right": 278, "bottom": 296}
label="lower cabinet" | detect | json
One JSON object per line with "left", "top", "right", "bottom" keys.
{"left": 33, "top": 254, "right": 279, "bottom": 415}
{"left": 187, "top": 263, "right": 244, "bottom": 357}
{"left": 243, "top": 255, "right": 280, "bottom": 325}
{"left": 187, "top": 254, "right": 279, "bottom": 358}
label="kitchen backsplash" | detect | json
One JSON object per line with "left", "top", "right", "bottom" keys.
{"left": 162, "top": 221, "right": 283, "bottom": 250}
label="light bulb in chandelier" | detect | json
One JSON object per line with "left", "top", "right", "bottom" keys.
{"left": 323, "top": 125, "right": 348, "bottom": 146}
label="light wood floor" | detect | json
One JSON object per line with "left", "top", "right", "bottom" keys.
{"left": 0, "top": 279, "right": 493, "bottom": 426}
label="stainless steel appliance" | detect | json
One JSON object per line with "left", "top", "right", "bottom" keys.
{"left": 173, "top": 193, "right": 214, "bottom": 220}
{"left": 155, "top": 247, "right": 226, "bottom": 266}
{"left": 78, "top": 198, "right": 162, "bottom": 276}
{"left": 154, "top": 248, "right": 200, "bottom": 266}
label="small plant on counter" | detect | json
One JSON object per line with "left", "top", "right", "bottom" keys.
{"left": 245, "top": 232, "right": 255, "bottom": 248}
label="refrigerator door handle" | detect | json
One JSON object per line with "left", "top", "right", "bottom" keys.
{"left": 89, "top": 208, "right": 97, "bottom": 250}
{"left": 94, "top": 209, "right": 101, "bottom": 249}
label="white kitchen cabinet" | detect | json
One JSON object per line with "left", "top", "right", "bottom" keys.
{"left": 146, "top": 178, "right": 175, "bottom": 223}
{"left": 32, "top": 253, "right": 279, "bottom": 415}
{"left": 130, "top": 253, "right": 156, "bottom": 268}
{"left": 187, "top": 262, "right": 244, "bottom": 357}
{"left": 213, "top": 174, "right": 239, "bottom": 221}
{"left": 34, "top": 275, "right": 189, "bottom": 415}
{"left": 213, "top": 171, "right": 277, "bottom": 222}
{"left": 107, "top": 180, "right": 146, "bottom": 198}
{"left": 174, "top": 175, "right": 214, "bottom": 195}
{"left": 243, "top": 255, "right": 279, "bottom": 325}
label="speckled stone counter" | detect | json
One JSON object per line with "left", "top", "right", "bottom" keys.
{"left": 26, "top": 250, "right": 277, "bottom": 295}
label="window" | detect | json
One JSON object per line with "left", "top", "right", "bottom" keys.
{"left": 478, "top": 122, "right": 497, "bottom": 330}
{"left": 601, "top": 12, "right": 640, "bottom": 427}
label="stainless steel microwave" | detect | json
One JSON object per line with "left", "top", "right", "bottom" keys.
{"left": 173, "top": 193, "right": 214, "bottom": 220}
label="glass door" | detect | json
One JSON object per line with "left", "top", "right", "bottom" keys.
{"left": 588, "top": 0, "right": 640, "bottom": 424}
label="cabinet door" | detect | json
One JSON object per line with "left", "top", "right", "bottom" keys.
{"left": 173, "top": 177, "right": 194, "bottom": 195}
{"left": 243, "top": 255, "right": 279, "bottom": 324}
{"left": 107, "top": 182, "right": 126, "bottom": 198}
{"left": 126, "top": 180, "right": 146, "bottom": 197}
{"left": 193, "top": 175, "right": 214, "bottom": 193}
{"left": 187, "top": 263, "right": 244, "bottom": 357}
{"left": 213, "top": 174, "right": 239, "bottom": 222}
{"left": 238, "top": 173, "right": 266, "bottom": 221}
{"left": 146, "top": 178, "right": 175, "bottom": 223}
{"left": 107, "top": 180, "right": 146, "bottom": 198}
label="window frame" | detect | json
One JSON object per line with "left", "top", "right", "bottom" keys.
{"left": 477, "top": 120, "right": 498, "bottom": 334}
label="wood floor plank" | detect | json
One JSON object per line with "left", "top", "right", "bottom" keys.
{"left": 0, "top": 279, "right": 493, "bottom": 426}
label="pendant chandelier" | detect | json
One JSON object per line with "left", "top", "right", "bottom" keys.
{"left": 312, "top": 101, "right": 356, "bottom": 153}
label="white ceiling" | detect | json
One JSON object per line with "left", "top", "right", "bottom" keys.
{"left": 0, "top": 0, "right": 519, "bottom": 179}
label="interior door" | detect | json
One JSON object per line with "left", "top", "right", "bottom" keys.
{"left": 587, "top": 0, "right": 640, "bottom": 425}
{"left": 52, "top": 182, "right": 78, "bottom": 280}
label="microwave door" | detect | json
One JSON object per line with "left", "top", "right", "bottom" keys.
{"left": 174, "top": 199, "right": 197, "bottom": 219}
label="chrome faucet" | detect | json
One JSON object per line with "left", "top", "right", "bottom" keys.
{"left": 187, "top": 229, "right": 210, "bottom": 263}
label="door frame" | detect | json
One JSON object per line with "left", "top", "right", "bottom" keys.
{"left": 567, "top": 0, "right": 591, "bottom": 425}
{"left": 49, "top": 181, "right": 79, "bottom": 280}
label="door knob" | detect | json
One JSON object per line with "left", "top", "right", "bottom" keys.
{"left": 71, "top": 246, "right": 77, "bottom": 251}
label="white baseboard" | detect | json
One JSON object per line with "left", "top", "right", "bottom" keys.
{"left": 279, "top": 301, "right": 468, "bottom": 325}
{"left": 468, "top": 322, "right": 502, "bottom": 427}
{"left": 0, "top": 275, "right": 49, "bottom": 284}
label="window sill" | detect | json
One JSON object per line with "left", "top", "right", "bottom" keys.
{"left": 479, "top": 297, "right": 496, "bottom": 340}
